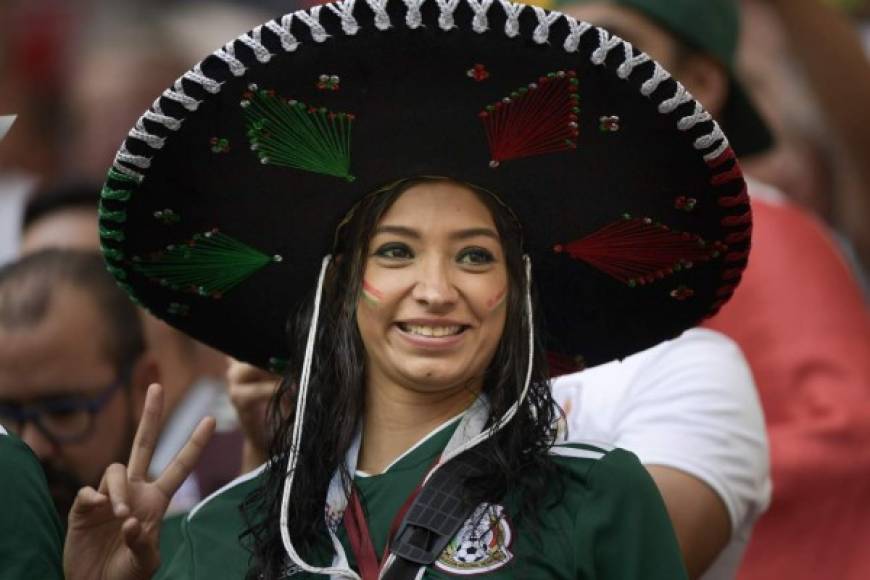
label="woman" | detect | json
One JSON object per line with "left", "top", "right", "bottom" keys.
{"left": 66, "top": 1, "right": 750, "bottom": 578}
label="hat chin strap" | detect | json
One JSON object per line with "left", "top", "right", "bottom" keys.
{"left": 280, "top": 254, "right": 535, "bottom": 578}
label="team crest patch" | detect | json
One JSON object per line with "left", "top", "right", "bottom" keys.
{"left": 435, "top": 503, "right": 513, "bottom": 575}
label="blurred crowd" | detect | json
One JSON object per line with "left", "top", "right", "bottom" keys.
{"left": 1, "top": 1, "right": 869, "bottom": 579}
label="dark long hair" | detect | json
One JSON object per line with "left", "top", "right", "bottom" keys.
{"left": 243, "top": 177, "right": 560, "bottom": 579}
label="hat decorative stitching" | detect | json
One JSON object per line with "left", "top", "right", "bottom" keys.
{"left": 553, "top": 216, "right": 727, "bottom": 287}
{"left": 480, "top": 70, "right": 579, "bottom": 167}
{"left": 210, "top": 137, "right": 231, "bottom": 153}
{"left": 98, "top": 204, "right": 127, "bottom": 224}
{"left": 329, "top": 0, "right": 362, "bottom": 34}
{"left": 132, "top": 229, "right": 280, "bottom": 299}
{"left": 129, "top": 122, "right": 166, "bottom": 150}
{"left": 531, "top": 6, "right": 561, "bottom": 44}
{"left": 242, "top": 86, "right": 356, "bottom": 180}
{"left": 162, "top": 79, "right": 201, "bottom": 112}
{"left": 402, "top": 0, "right": 425, "bottom": 28}
{"left": 591, "top": 28, "right": 625, "bottom": 65}
{"left": 142, "top": 102, "right": 182, "bottom": 131}
{"left": 435, "top": 0, "right": 462, "bottom": 30}
{"left": 263, "top": 16, "right": 300, "bottom": 52}
{"left": 563, "top": 16, "right": 594, "bottom": 52}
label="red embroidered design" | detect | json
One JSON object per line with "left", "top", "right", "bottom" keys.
{"left": 316, "top": 74, "right": 340, "bottom": 91}
{"left": 599, "top": 115, "right": 620, "bottom": 132}
{"left": 210, "top": 137, "right": 230, "bottom": 153}
{"left": 669, "top": 286, "right": 695, "bottom": 300}
{"left": 553, "top": 216, "right": 728, "bottom": 287}
{"left": 674, "top": 196, "right": 697, "bottom": 211}
{"left": 480, "top": 70, "right": 579, "bottom": 168}
{"left": 467, "top": 64, "right": 490, "bottom": 81}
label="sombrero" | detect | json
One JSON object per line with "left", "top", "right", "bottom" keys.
{"left": 99, "top": 0, "right": 751, "bottom": 372}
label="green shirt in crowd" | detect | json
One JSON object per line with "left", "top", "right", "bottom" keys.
{"left": 158, "top": 421, "right": 687, "bottom": 579}
{"left": 0, "top": 426, "right": 64, "bottom": 580}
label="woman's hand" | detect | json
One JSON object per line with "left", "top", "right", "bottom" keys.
{"left": 226, "top": 359, "right": 280, "bottom": 473}
{"left": 63, "top": 383, "right": 215, "bottom": 580}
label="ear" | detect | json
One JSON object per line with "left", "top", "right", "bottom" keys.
{"left": 677, "top": 54, "right": 729, "bottom": 119}
{"left": 128, "top": 351, "right": 161, "bottom": 420}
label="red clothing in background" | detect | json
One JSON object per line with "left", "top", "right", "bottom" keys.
{"left": 705, "top": 186, "right": 870, "bottom": 580}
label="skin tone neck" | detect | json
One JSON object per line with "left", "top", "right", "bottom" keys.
{"left": 357, "top": 374, "right": 480, "bottom": 474}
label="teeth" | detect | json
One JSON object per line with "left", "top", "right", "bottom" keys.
{"left": 402, "top": 324, "right": 463, "bottom": 337}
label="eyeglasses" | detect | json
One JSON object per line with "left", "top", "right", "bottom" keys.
{"left": 0, "top": 369, "right": 131, "bottom": 445}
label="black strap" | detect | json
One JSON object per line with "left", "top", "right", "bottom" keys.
{"left": 381, "top": 448, "right": 488, "bottom": 580}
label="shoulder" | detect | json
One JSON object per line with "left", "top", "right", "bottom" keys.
{"left": 187, "top": 462, "right": 266, "bottom": 523}
{"left": 547, "top": 441, "right": 648, "bottom": 489}
{"left": 0, "top": 428, "right": 65, "bottom": 580}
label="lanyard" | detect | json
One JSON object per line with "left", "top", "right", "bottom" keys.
{"left": 342, "top": 481, "right": 423, "bottom": 580}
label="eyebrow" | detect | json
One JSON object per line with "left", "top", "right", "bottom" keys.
{"left": 374, "top": 225, "right": 500, "bottom": 241}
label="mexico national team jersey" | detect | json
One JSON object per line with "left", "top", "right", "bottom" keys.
{"left": 0, "top": 426, "right": 64, "bottom": 580}
{"left": 158, "top": 421, "right": 686, "bottom": 579}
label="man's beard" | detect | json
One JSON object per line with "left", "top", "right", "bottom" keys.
{"left": 39, "top": 460, "right": 85, "bottom": 524}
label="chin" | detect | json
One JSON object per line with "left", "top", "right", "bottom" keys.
{"left": 397, "top": 361, "right": 482, "bottom": 393}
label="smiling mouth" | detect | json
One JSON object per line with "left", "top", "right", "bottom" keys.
{"left": 397, "top": 323, "right": 467, "bottom": 337}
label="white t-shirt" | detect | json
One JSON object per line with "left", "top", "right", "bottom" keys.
{"left": 552, "top": 328, "right": 771, "bottom": 580}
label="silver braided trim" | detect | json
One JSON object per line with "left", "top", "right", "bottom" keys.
{"left": 238, "top": 27, "right": 273, "bottom": 63}
{"left": 296, "top": 6, "right": 331, "bottom": 42}
{"left": 659, "top": 83, "right": 693, "bottom": 115}
{"left": 564, "top": 16, "right": 592, "bottom": 53}
{"left": 436, "top": 0, "right": 462, "bottom": 30}
{"left": 591, "top": 28, "right": 624, "bottom": 65}
{"left": 532, "top": 6, "right": 560, "bottom": 45}
{"left": 500, "top": 0, "right": 525, "bottom": 38}
{"left": 365, "top": 0, "right": 392, "bottom": 30}
{"left": 129, "top": 120, "right": 165, "bottom": 150}
{"left": 467, "top": 0, "right": 494, "bottom": 33}
{"left": 184, "top": 65, "right": 222, "bottom": 94}
{"left": 264, "top": 15, "right": 300, "bottom": 52}
{"left": 403, "top": 0, "right": 425, "bottom": 28}
{"left": 213, "top": 41, "right": 246, "bottom": 77}
{"left": 616, "top": 43, "right": 650, "bottom": 80}
{"left": 109, "top": 0, "right": 730, "bottom": 216}
{"left": 328, "top": 0, "right": 361, "bottom": 35}
{"left": 162, "top": 79, "right": 201, "bottom": 112}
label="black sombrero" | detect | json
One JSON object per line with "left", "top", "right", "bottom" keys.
{"left": 99, "top": 0, "right": 751, "bottom": 372}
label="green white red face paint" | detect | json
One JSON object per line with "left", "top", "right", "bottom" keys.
{"left": 486, "top": 287, "right": 507, "bottom": 311}
{"left": 361, "top": 279, "right": 385, "bottom": 306}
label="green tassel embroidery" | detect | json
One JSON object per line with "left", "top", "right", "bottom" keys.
{"left": 102, "top": 246, "right": 125, "bottom": 261}
{"left": 99, "top": 205, "right": 127, "bottom": 223}
{"left": 133, "top": 229, "right": 282, "bottom": 299}
{"left": 106, "top": 264, "right": 127, "bottom": 280}
{"left": 242, "top": 85, "right": 355, "bottom": 181}
{"left": 101, "top": 186, "right": 132, "bottom": 202}
{"left": 100, "top": 226, "right": 125, "bottom": 242}
{"left": 107, "top": 166, "right": 142, "bottom": 185}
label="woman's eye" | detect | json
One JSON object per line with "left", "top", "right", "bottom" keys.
{"left": 458, "top": 247, "right": 495, "bottom": 265}
{"left": 374, "top": 243, "right": 413, "bottom": 260}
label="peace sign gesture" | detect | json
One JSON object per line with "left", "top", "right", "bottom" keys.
{"left": 63, "top": 384, "right": 215, "bottom": 580}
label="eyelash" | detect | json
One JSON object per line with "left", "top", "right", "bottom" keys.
{"left": 373, "top": 243, "right": 495, "bottom": 265}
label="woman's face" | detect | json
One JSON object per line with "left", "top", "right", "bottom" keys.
{"left": 356, "top": 181, "right": 509, "bottom": 394}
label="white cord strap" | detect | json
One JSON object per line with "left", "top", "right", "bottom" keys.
{"left": 467, "top": 0, "right": 494, "bottom": 34}
{"left": 532, "top": 7, "right": 560, "bottom": 45}
{"left": 279, "top": 256, "right": 360, "bottom": 579}
{"left": 329, "top": 0, "right": 361, "bottom": 35}
{"left": 296, "top": 6, "right": 331, "bottom": 43}
{"left": 264, "top": 15, "right": 300, "bottom": 52}
{"left": 563, "top": 17, "right": 592, "bottom": 53}
{"left": 365, "top": 0, "right": 392, "bottom": 31}
{"left": 499, "top": 0, "right": 525, "bottom": 38}
{"left": 435, "top": 0, "right": 462, "bottom": 30}
{"left": 438, "top": 255, "right": 535, "bottom": 465}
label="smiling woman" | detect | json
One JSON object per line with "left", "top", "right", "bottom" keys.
{"left": 63, "top": 1, "right": 752, "bottom": 579}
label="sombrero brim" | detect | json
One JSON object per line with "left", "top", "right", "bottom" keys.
{"left": 99, "top": 0, "right": 750, "bottom": 372}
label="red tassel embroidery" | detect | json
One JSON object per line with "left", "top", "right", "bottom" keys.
{"left": 553, "top": 216, "right": 727, "bottom": 287}
{"left": 480, "top": 70, "right": 579, "bottom": 168}
{"left": 467, "top": 64, "right": 490, "bottom": 81}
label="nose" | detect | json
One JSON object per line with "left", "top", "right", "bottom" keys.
{"left": 21, "top": 422, "right": 57, "bottom": 460}
{"left": 411, "top": 255, "right": 458, "bottom": 309}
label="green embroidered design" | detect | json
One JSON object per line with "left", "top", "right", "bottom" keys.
{"left": 102, "top": 246, "right": 125, "bottom": 261}
{"left": 101, "top": 185, "right": 132, "bottom": 202}
{"left": 210, "top": 137, "right": 230, "bottom": 153}
{"left": 99, "top": 226, "right": 125, "bottom": 242}
{"left": 107, "top": 166, "right": 142, "bottom": 185}
{"left": 106, "top": 264, "right": 127, "bottom": 280}
{"left": 242, "top": 84, "right": 355, "bottom": 181}
{"left": 133, "top": 229, "right": 281, "bottom": 299}
{"left": 99, "top": 205, "right": 127, "bottom": 223}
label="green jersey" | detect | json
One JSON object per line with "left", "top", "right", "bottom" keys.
{"left": 0, "top": 427, "right": 64, "bottom": 580}
{"left": 158, "top": 423, "right": 686, "bottom": 579}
